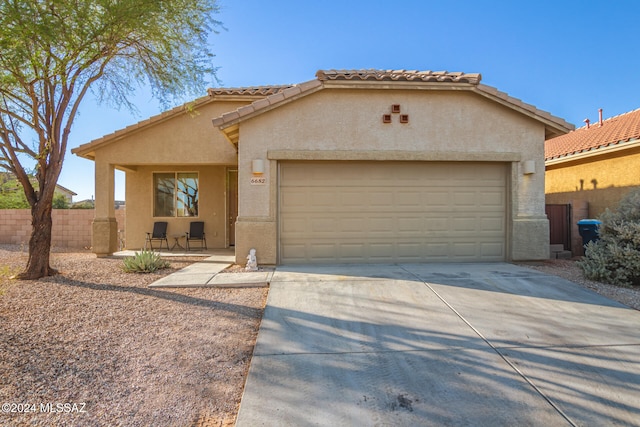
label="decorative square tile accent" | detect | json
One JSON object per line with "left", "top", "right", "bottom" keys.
{"left": 400, "top": 114, "right": 409, "bottom": 123}
{"left": 391, "top": 104, "right": 401, "bottom": 113}
{"left": 382, "top": 114, "right": 392, "bottom": 123}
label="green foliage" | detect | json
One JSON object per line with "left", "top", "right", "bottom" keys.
{"left": 0, "top": 177, "right": 28, "bottom": 208}
{"left": 578, "top": 188, "right": 640, "bottom": 286}
{"left": 71, "top": 201, "right": 95, "bottom": 209}
{"left": 52, "top": 194, "right": 70, "bottom": 209}
{"left": 0, "top": 0, "right": 221, "bottom": 278}
{"left": 0, "top": 176, "right": 71, "bottom": 209}
{"left": 122, "top": 250, "right": 170, "bottom": 274}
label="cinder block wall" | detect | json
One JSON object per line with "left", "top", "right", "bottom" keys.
{"left": 0, "top": 209, "right": 125, "bottom": 249}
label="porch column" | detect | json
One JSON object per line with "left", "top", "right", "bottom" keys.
{"left": 92, "top": 157, "right": 118, "bottom": 256}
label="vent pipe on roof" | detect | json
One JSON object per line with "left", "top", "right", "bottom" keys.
{"left": 584, "top": 118, "right": 590, "bottom": 129}
{"left": 598, "top": 108, "right": 603, "bottom": 127}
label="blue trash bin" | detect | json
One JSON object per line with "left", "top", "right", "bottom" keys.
{"left": 577, "top": 219, "right": 602, "bottom": 246}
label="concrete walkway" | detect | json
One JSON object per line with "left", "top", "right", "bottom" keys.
{"left": 236, "top": 263, "right": 640, "bottom": 426}
{"left": 138, "top": 250, "right": 273, "bottom": 288}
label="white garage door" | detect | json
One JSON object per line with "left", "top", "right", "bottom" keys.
{"left": 279, "top": 161, "right": 507, "bottom": 264}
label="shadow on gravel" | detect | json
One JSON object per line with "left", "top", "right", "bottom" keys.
{"left": 59, "top": 278, "right": 262, "bottom": 318}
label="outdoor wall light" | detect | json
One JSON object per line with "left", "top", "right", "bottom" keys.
{"left": 522, "top": 160, "right": 535, "bottom": 175}
{"left": 252, "top": 159, "right": 265, "bottom": 174}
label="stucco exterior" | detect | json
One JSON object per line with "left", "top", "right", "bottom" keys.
{"left": 73, "top": 96, "right": 250, "bottom": 255}
{"left": 232, "top": 88, "right": 554, "bottom": 264}
{"left": 74, "top": 69, "right": 572, "bottom": 262}
{"left": 546, "top": 146, "right": 640, "bottom": 217}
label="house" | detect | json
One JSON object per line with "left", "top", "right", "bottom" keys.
{"left": 0, "top": 172, "right": 77, "bottom": 204}
{"left": 545, "top": 108, "right": 640, "bottom": 254}
{"left": 72, "top": 69, "right": 573, "bottom": 264}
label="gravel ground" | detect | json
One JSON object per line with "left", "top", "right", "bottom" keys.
{"left": 1, "top": 247, "right": 637, "bottom": 427}
{"left": 0, "top": 245, "right": 267, "bottom": 427}
{"left": 517, "top": 258, "right": 640, "bottom": 310}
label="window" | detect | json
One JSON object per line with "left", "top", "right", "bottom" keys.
{"left": 153, "top": 172, "right": 199, "bottom": 217}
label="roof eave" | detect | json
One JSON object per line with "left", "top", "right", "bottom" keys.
{"left": 71, "top": 94, "right": 217, "bottom": 158}
{"left": 545, "top": 138, "right": 640, "bottom": 166}
{"left": 213, "top": 80, "right": 325, "bottom": 147}
{"left": 473, "top": 84, "right": 574, "bottom": 139}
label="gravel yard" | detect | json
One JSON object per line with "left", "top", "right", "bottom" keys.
{"left": 0, "top": 245, "right": 267, "bottom": 427}
{"left": 0, "top": 246, "right": 638, "bottom": 427}
{"left": 518, "top": 258, "right": 640, "bottom": 310}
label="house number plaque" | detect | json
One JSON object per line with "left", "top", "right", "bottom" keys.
{"left": 250, "top": 177, "right": 267, "bottom": 185}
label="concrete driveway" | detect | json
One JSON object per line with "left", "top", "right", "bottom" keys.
{"left": 235, "top": 263, "right": 640, "bottom": 426}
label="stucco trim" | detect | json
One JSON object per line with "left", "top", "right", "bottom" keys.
{"left": 267, "top": 150, "right": 522, "bottom": 162}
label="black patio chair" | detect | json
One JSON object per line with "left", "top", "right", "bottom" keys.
{"left": 186, "top": 221, "right": 207, "bottom": 251}
{"left": 145, "top": 221, "right": 169, "bottom": 250}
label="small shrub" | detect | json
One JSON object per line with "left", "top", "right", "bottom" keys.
{"left": 122, "top": 250, "right": 170, "bottom": 273}
{"left": 578, "top": 188, "right": 640, "bottom": 286}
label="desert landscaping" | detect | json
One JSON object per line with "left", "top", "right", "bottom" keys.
{"left": 1, "top": 245, "right": 638, "bottom": 426}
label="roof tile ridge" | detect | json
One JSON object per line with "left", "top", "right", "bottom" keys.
{"left": 569, "top": 107, "right": 640, "bottom": 132}
{"left": 316, "top": 69, "right": 481, "bottom": 84}
{"left": 207, "top": 85, "right": 293, "bottom": 96}
{"left": 212, "top": 79, "right": 323, "bottom": 127}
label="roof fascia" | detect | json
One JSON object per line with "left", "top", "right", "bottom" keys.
{"left": 545, "top": 138, "right": 640, "bottom": 166}
{"left": 71, "top": 94, "right": 255, "bottom": 159}
{"left": 473, "top": 84, "right": 574, "bottom": 139}
{"left": 215, "top": 80, "right": 573, "bottom": 145}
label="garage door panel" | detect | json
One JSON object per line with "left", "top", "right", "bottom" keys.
{"left": 280, "top": 162, "right": 506, "bottom": 263}
{"left": 481, "top": 191, "right": 505, "bottom": 207}
{"left": 452, "top": 217, "right": 476, "bottom": 232}
{"left": 481, "top": 242, "right": 505, "bottom": 257}
{"left": 480, "top": 217, "right": 505, "bottom": 233}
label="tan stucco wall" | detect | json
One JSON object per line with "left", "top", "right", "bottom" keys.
{"left": 546, "top": 147, "right": 640, "bottom": 217}
{"left": 233, "top": 89, "right": 549, "bottom": 263}
{"left": 85, "top": 99, "right": 245, "bottom": 255}
{"left": 94, "top": 101, "right": 243, "bottom": 166}
{"left": 125, "top": 165, "right": 230, "bottom": 249}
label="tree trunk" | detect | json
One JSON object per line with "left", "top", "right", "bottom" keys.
{"left": 17, "top": 200, "right": 58, "bottom": 279}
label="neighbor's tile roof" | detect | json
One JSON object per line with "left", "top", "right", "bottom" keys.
{"left": 545, "top": 108, "right": 640, "bottom": 160}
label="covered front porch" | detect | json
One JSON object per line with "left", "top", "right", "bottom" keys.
{"left": 70, "top": 93, "right": 251, "bottom": 258}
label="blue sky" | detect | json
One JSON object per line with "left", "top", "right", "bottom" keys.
{"left": 63, "top": 0, "right": 640, "bottom": 201}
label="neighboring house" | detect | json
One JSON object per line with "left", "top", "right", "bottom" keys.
{"left": 0, "top": 172, "right": 77, "bottom": 204}
{"left": 545, "top": 108, "right": 640, "bottom": 254}
{"left": 72, "top": 69, "right": 572, "bottom": 264}
{"left": 71, "top": 199, "right": 125, "bottom": 210}
{"left": 53, "top": 183, "right": 77, "bottom": 204}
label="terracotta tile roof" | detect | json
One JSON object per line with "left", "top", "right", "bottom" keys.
{"left": 212, "top": 69, "right": 573, "bottom": 141}
{"left": 73, "top": 87, "right": 286, "bottom": 158}
{"left": 545, "top": 108, "right": 640, "bottom": 160}
{"left": 207, "top": 85, "right": 292, "bottom": 97}
{"left": 316, "top": 69, "right": 482, "bottom": 84}
{"left": 211, "top": 79, "right": 323, "bottom": 128}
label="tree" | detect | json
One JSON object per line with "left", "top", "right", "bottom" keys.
{"left": 0, "top": 0, "right": 221, "bottom": 279}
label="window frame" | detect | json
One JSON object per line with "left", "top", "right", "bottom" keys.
{"left": 152, "top": 171, "right": 200, "bottom": 218}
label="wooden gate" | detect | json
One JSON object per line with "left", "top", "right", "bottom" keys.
{"left": 546, "top": 204, "right": 571, "bottom": 250}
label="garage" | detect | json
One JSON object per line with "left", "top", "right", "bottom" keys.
{"left": 279, "top": 161, "right": 507, "bottom": 264}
